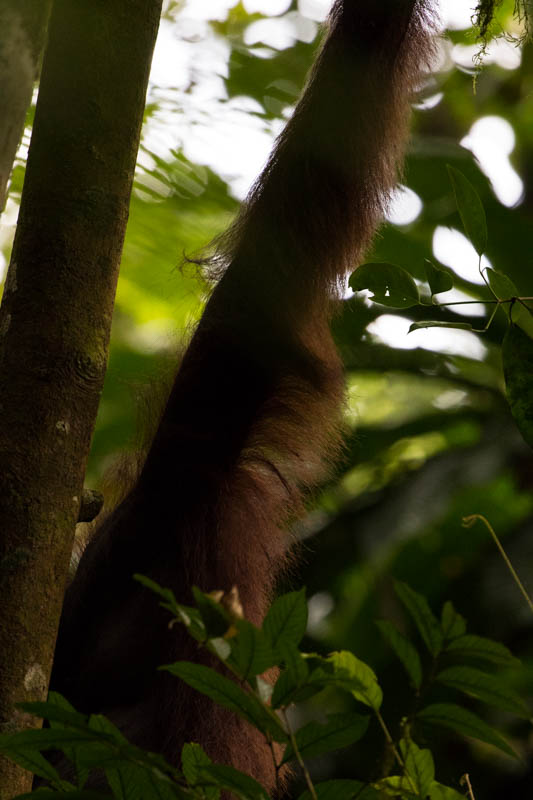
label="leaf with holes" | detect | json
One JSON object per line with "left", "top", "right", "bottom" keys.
{"left": 349, "top": 262, "right": 420, "bottom": 308}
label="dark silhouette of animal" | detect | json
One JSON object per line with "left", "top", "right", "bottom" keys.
{"left": 50, "top": 0, "right": 436, "bottom": 791}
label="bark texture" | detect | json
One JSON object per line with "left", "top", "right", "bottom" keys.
{"left": 0, "top": 0, "right": 52, "bottom": 213}
{"left": 0, "top": 0, "right": 162, "bottom": 795}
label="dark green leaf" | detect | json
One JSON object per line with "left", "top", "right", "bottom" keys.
{"left": 298, "top": 780, "right": 379, "bottom": 800}
{"left": 424, "top": 260, "right": 454, "bottom": 296}
{"left": 229, "top": 619, "right": 274, "bottom": 679}
{"left": 417, "top": 703, "right": 517, "bottom": 758}
{"left": 271, "top": 647, "right": 313, "bottom": 709}
{"left": 182, "top": 743, "right": 220, "bottom": 799}
{"left": 436, "top": 665, "right": 529, "bottom": 717}
{"left": 503, "top": 323, "right": 533, "bottom": 450}
{"left": 376, "top": 620, "right": 422, "bottom": 689}
{"left": 164, "top": 662, "right": 287, "bottom": 742}
{"left": 408, "top": 320, "right": 474, "bottom": 333}
{"left": 445, "top": 634, "right": 519, "bottom": 666}
{"left": 198, "top": 764, "right": 270, "bottom": 800}
{"left": 14, "top": 793, "right": 111, "bottom": 799}
{"left": 400, "top": 739, "right": 435, "bottom": 798}
{"left": 0, "top": 733, "right": 68, "bottom": 786}
{"left": 193, "top": 587, "right": 232, "bottom": 638}
{"left": 281, "top": 712, "right": 368, "bottom": 765}
{"left": 263, "top": 589, "right": 308, "bottom": 654}
{"left": 486, "top": 268, "right": 518, "bottom": 300}
{"left": 394, "top": 582, "right": 443, "bottom": 656}
{"left": 447, "top": 166, "right": 487, "bottom": 255}
{"left": 440, "top": 602, "right": 467, "bottom": 641}
{"left": 349, "top": 262, "right": 420, "bottom": 308}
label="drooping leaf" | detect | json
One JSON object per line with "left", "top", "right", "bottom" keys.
{"left": 0, "top": 732, "right": 69, "bottom": 787}
{"left": 326, "top": 651, "right": 383, "bottom": 710}
{"left": 349, "top": 262, "right": 420, "bottom": 308}
{"left": 503, "top": 322, "right": 533, "bottom": 450}
{"left": 394, "top": 582, "right": 443, "bottom": 656}
{"left": 281, "top": 712, "right": 368, "bottom": 765}
{"left": 417, "top": 703, "right": 517, "bottom": 758}
{"left": 263, "top": 589, "right": 308, "bottom": 655}
{"left": 376, "top": 620, "right": 422, "bottom": 689}
{"left": 424, "top": 260, "right": 454, "bottom": 296}
{"left": 436, "top": 665, "right": 529, "bottom": 717}
{"left": 408, "top": 320, "right": 474, "bottom": 333}
{"left": 445, "top": 634, "right": 519, "bottom": 667}
{"left": 164, "top": 662, "right": 287, "bottom": 742}
{"left": 486, "top": 268, "right": 518, "bottom": 300}
{"left": 447, "top": 165, "right": 487, "bottom": 255}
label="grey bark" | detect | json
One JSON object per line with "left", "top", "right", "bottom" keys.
{"left": 0, "top": 0, "right": 52, "bottom": 213}
{"left": 0, "top": 0, "right": 163, "bottom": 795}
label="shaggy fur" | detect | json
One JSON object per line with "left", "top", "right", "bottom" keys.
{"left": 50, "top": 0, "right": 436, "bottom": 792}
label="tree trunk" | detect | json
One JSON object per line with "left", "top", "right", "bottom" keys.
{"left": 0, "top": 0, "right": 52, "bottom": 213}
{"left": 0, "top": 0, "right": 162, "bottom": 795}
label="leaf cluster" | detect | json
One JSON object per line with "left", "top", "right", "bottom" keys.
{"left": 0, "top": 581, "right": 526, "bottom": 800}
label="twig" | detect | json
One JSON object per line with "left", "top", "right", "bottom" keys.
{"left": 462, "top": 514, "right": 533, "bottom": 616}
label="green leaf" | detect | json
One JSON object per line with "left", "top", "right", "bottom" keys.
{"left": 376, "top": 620, "right": 422, "bottom": 689}
{"left": 134, "top": 577, "right": 207, "bottom": 643}
{"left": 164, "top": 662, "right": 287, "bottom": 742}
{"left": 197, "top": 764, "right": 270, "bottom": 800}
{"left": 18, "top": 698, "right": 89, "bottom": 730}
{"left": 298, "top": 780, "right": 379, "bottom": 799}
{"left": 281, "top": 712, "right": 368, "bottom": 765}
{"left": 263, "top": 589, "right": 308, "bottom": 654}
{"left": 374, "top": 776, "right": 417, "bottom": 798}
{"left": 445, "top": 634, "right": 519, "bottom": 666}
{"left": 229, "top": 620, "right": 274, "bottom": 679}
{"left": 428, "top": 781, "right": 468, "bottom": 799}
{"left": 424, "top": 260, "right": 454, "bottom": 296}
{"left": 486, "top": 268, "right": 518, "bottom": 300}
{"left": 440, "top": 602, "right": 467, "bottom": 641}
{"left": 436, "top": 665, "right": 529, "bottom": 717}
{"left": 512, "top": 301, "right": 533, "bottom": 340}
{"left": 408, "top": 320, "right": 474, "bottom": 333}
{"left": 503, "top": 322, "right": 533, "bottom": 450}
{"left": 326, "top": 651, "right": 383, "bottom": 710}
{"left": 417, "top": 703, "right": 517, "bottom": 758}
{"left": 14, "top": 793, "right": 111, "bottom": 799}
{"left": 394, "top": 582, "right": 443, "bottom": 657}
{"left": 349, "top": 262, "right": 420, "bottom": 308}
{"left": 104, "top": 761, "right": 149, "bottom": 800}
{"left": 193, "top": 587, "right": 232, "bottom": 638}
{"left": 182, "top": 743, "right": 220, "bottom": 799}
{"left": 0, "top": 732, "right": 68, "bottom": 787}
{"left": 271, "top": 647, "right": 314, "bottom": 709}
{"left": 447, "top": 165, "right": 487, "bottom": 255}
{"left": 400, "top": 739, "right": 435, "bottom": 798}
